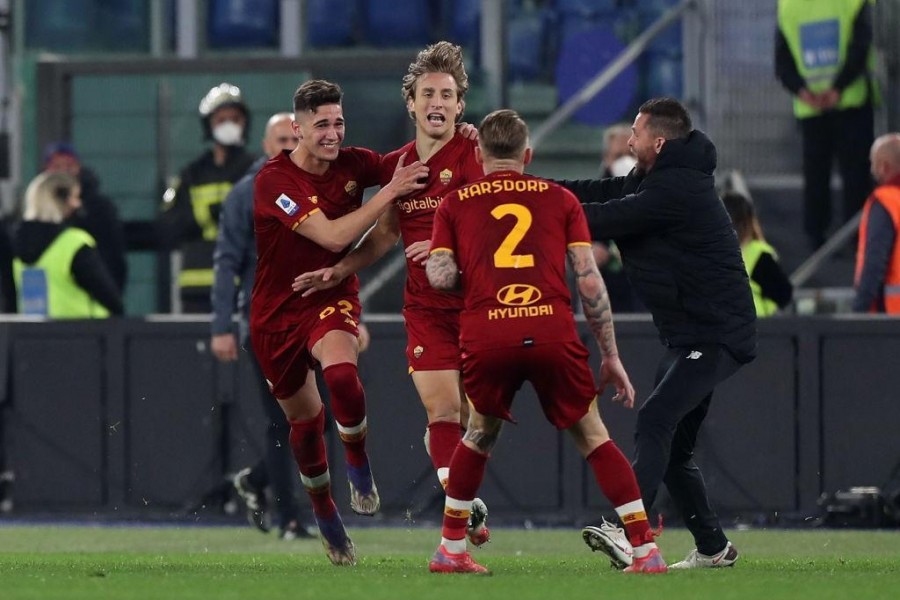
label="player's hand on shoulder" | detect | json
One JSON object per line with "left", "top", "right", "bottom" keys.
{"left": 456, "top": 122, "right": 478, "bottom": 141}
{"left": 405, "top": 239, "right": 432, "bottom": 263}
{"left": 385, "top": 152, "right": 429, "bottom": 196}
{"left": 292, "top": 266, "right": 344, "bottom": 297}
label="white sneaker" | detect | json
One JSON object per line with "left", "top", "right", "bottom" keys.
{"left": 467, "top": 497, "right": 491, "bottom": 546}
{"left": 669, "top": 541, "right": 739, "bottom": 569}
{"left": 582, "top": 517, "right": 634, "bottom": 569}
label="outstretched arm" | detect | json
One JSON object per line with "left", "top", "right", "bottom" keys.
{"left": 567, "top": 244, "right": 635, "bottom": 408}
{"left": 293, "top": 206, "right": 401, "bottom": 296}
{"left": 296, "top": 153, "right": 427, "bottom": 253}
{"left": 426, "top": 249, "right": 460, "bottom": 291}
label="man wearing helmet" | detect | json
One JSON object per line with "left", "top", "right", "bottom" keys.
{"left": 159, "top": 82, "right": 257, "bottom": 313}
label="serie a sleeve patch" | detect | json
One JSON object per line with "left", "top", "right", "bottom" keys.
{"left": 276, "top": 193, "right": 299, "bottom": 216}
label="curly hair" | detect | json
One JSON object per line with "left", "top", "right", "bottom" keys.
{"left": 401, "top": 41, "right": 469, "bottom": 122}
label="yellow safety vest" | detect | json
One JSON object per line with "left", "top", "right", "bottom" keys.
{"left": 742, "top": 239, "right": 781, "bottom": 317}
{"left": 778, "top": 0, "right": 877, "bottom": 119}
{"left": 13, "top": 227, "right": 110, "bottom": 318}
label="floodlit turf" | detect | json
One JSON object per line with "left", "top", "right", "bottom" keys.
{"left": 0, "top": 524, "right": 897, "bottom": 599}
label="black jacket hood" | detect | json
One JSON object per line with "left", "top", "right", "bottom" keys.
{"left": 13, "top": 221, "right": 65, "bottom": 264}
{"left": 653, "top": 130, "right": 717, "bottom": 176}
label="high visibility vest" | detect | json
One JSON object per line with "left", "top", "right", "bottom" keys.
{"left": 778, "top": 0, "right": 877, "bottom": 119}
{"left": 742, "top": 239, "right": 781, "bottom": 317}
{"left": 13, "top": 227, "right": 110, "bottom": 318}
{"left": 178, "top": 180, "right": 235, "bottom": 291}
{"left": 855, "top": 185, "right": 900, "bottom": 314}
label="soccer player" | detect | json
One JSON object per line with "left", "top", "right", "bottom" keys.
{"left": 425, "top": 109, "right": 667, "bottom": 575}
{"left": 291, "top": 42, "right": 490, "bottom": 544}
{"left": 251, "top": 79, "right": 429, "bottom": 565}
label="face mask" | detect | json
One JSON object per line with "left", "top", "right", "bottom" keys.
{"left": 212, "top": 121, "right": 244, "bottom": 146}
{"left": 610, "top": 155, "right": 637, "bottom": 177}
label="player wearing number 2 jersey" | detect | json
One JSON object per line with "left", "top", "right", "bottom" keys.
{"left": 251, "top": 79, "right": 429, "bottom": 566}
{"left": 425, "top": 110, "right": 666, "bottom": 575}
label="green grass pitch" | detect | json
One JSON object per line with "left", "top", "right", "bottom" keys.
{"left": 0, "top": 524, "right": 897, "bottom": 599}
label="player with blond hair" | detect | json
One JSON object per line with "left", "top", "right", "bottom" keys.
{"left": 425, "top": 110, "right": 666, "bottom": 575}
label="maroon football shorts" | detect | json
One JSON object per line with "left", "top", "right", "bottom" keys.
{"left": 461, "top": 340, "right": 598, "bottom": 430}
{"left": 252, "top": 294, "right": 361, "bottom": 399}
{"left": 403, "top": 306, "right": 462, "bottom": 372}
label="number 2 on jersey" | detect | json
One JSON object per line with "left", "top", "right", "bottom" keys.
{"left": 491, "top": 203, "right": 534, "bottom": 268}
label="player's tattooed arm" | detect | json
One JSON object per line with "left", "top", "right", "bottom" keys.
{"left": 426, "top": 250, "right": 460, "bottom": 291}
{"left": 567, "top": 245, "right": 618, "bottom": 357}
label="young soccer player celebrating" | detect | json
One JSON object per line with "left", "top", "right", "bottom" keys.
{"left": 251, "top": 79, "right": 428, "bottom": 565}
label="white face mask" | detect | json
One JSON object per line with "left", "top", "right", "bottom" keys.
{"left": 212, "top": 121, "right": 244, "bottom": 146}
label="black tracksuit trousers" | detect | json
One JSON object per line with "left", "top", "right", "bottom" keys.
{"left": 633, "top": 344, "right": 743, "bottom": 555}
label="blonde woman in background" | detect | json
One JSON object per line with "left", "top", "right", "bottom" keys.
{"left": 12, "top": 171, "right": 122, "bottom": 317}
{"left": 722, "top": 190, "right": 793, "bottom": 316}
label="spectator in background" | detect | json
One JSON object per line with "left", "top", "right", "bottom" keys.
{"left": 159, "top": 82, "right": 257, "bottom": 313}
{"left": 601, "top": 123, "right": 637, "bottom": 178}
{"left": 853, "top": 133, "right": 900, "bottom": 314}
{"left": 722, "top": 191, "right": 794, "bottom": 316}
{"left": 594, "top": 123, "right": 642, "bottom": 313}
{"left": 42, "top": 142, "right": 127, "bottom": 293}
{"left": 12, "top": 172, "right": 122, "bottom": 317}
{"left": 211, "top": 112, "right": 313, "bottom": 540}
{"left": 775, "top": 0, "right": 878, "bottom": 251}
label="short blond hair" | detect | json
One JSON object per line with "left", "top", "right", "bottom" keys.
{"left": 22, "top": 171, "right": 79, "bottom": 223}
{"left": 478, "top": 109, "right": 529, "bottom": 160}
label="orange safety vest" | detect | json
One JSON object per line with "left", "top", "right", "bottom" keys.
{"left": 855, "top": 184, "right": 900, "bottom": 313}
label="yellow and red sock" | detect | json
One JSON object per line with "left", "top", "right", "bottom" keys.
{"left": 441, "top": 444, "right": 488, "bottom": 542}
{"left": 587, "top": 440, "right": 652, "bottom": 547}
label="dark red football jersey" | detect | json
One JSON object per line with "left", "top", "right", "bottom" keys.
{"left": 430, "top": 170, "right": 592, "bottom": 350}
{"left": 380, "top": 133, "right": 483, "bottom": 310}
{"left": 251, "top": 148, "right": 381, "bottom": 333}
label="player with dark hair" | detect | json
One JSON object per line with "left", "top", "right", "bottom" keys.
{"left": 291, "top": 42, "right": 490, "bottom": 544}
{"left": 425, "top": 109, "right": 666, "bottom": 575}
{"left": 558, "top": 97, "right": 757, "bottom": 570}
{"left": 251, "top": 79, "right": 429, "bottom": 565}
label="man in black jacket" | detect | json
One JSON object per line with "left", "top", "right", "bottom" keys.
{"left": 559, "top": 98, "right": 757, "bottom": 570}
